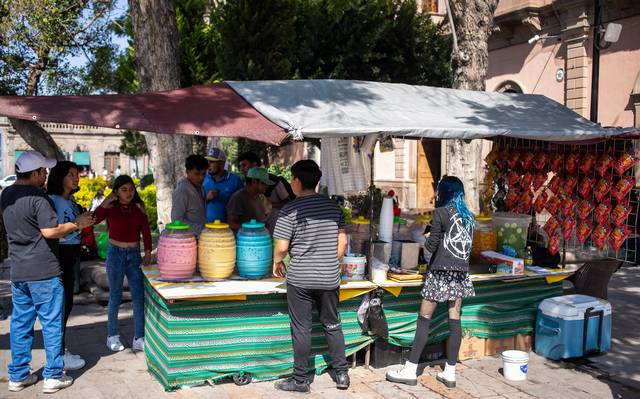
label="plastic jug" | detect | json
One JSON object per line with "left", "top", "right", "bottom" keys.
{"left": 198, "top": 220, "right": 236, "bottom": 280}
{"left": 471, "top": 215, "right": 497, "bottom": 263}
{"left": 157, "top": 220, "right": 197, "bottom": 280}
{"left": 236, "top": 219, "right": 273, "bottom": 279}
{"left": 493, "top": 212, "right": 531, "bottom": 257}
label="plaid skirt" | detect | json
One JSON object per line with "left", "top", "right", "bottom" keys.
{"left": 421, "top": 270, "right": 475, "bottom": 302}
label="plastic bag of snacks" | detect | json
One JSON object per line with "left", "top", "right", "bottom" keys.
{"left": 505, "top": 189, "right": 520, "bottom": 211}
{"left": 563, "top": 176, "right": 578, "bottom": 195}
{"left": 521, "top": 151, "right": 535, "bottom": 170}
{"left": 596, "top": 153, "right": 614, "bottom": 177}
{"left": 485, "top": 148, "right": 499, "bottom": 166}
{"left": 611, "top": 176, "right": 636, "bottom": 202}
{"left": 549, "top": 153, "right": 564, "bottom": 173}
{"left": 576, "top": 221, "right": 593, "bottom": 245}
{"left": 518, "top": 190, "right": 534, "bottom": 214}
{"left": 577, "top": 176, "right": 595, "bottom": 199}
{"left": 614, "top": 149, "right": 639, "bottom": 176}
{"left": 611, "top": 201, "right": 632, "bottom": 227}
{"left": 609, "top": 226, "right": 630, "bottom": 252}
{"left": 562, "top": 217, "right": 576, "bottom": 241}
{"left": 592, "top": 224, "right": 612, "bottom": 250}
{"left": 548, "top": 233, "right": 562, "bottom": 256}
{"left": 534, "top": 190, "right": 549, "bottom": 214}
{"left": 508, "top": 171, "right": 520, "bottom": 187}
{"left": 533, "top": 172, "right": 548, "bottom": 190}
{"left": 508, "top": 151, "right": 521, "bottom": 169}
{"left": 594, "top": 178, "right": 612, "bottom": 202}
{"left": 594, "top": 201, "right": 612, "bottom": 225}
{"left": 565, "top": 152, "right": 580, "bottom": 174}
{"left": 534, "top": 152, "right": 548, "bottom": 171}
{"left": 521, "top": 172, "right": 534, "bottom": 189}
{"left": 577, "top": 199, "right": 594, "bottom": 220}
{"left": 544, "top": 216, "right": 560, "bottom": 237}
{"left": 561, "top": 196, "right": 577, "bottom": 218}
{"left": 580, "top": 153, "right": 596, "bottom": 175}
{"left": 498, "top": 150, "right": 510, "bottom": 168}
{"left": 548, "top": 175, "right": 562, "bottom": 195}
{"left": 545, "top": 195, "right": 561, "bottom": 216}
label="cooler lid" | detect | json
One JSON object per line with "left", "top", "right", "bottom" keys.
{"left": 539, "top": 294, "right": 611, "bottom": 320}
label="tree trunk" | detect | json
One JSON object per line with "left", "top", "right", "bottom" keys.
{"left": 445, "top": 0, "right": 498, "bottom": 214}
{"left": 8, "top": 118, "right": 65, "bottom": 161}
{"left": 129, "top": 0, "right": 193, "bottom": 230}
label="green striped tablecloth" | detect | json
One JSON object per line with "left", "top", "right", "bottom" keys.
{"left": 144, "top": 277, "right": 562, "bottom": 391}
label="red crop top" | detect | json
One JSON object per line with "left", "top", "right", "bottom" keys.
{"left": 94, "top": 202, "right": 152, "bottom": 252}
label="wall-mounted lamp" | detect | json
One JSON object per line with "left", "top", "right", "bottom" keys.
{"left": 527, "top": 34, "right": 561, "bottom": 44}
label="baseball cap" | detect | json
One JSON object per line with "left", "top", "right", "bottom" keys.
{"left": 247, "top": 167, "right": 275, "bottom": 186}
{"left": 15, "top": 151, "right": 57, "bottom": 173}
{"left": 205, "top": 147, "right": 226, "bottom": 162}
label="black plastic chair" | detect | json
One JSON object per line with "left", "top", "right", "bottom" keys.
{"left": 565, "top": 259, "right": 622, "bottom": 300}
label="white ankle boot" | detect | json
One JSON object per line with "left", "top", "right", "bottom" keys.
{"left": 436, "top": 362, "right": 456, "bottom": 388}
{"left": 385, "top": 361, "right": 418, "bottom": 386}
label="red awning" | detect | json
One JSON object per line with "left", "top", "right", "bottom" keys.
{"left": 0, "top": 83, "right": 288, "bottom": 145}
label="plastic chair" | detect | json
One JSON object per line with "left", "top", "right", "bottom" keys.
{"left": 565, "top": 259, "right": 622, "bottom": 300}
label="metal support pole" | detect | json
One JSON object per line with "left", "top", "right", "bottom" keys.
{"left": 590, "top": 0, "right": 603, "bottom": 123}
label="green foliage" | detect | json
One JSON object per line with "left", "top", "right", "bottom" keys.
{"left": 267, "top": 164, "right": 292, "bottom": 183}
{"left": 138, "top": 184, "right": 158, "bottom": 229}
{"left": 119, "top": 130, "right": 148, "bottom": 176}
{"left": 346, "top": 185, "right": 384, "bottom": 221}
{"left": 75, "top": 177, "right": 109, "bottom": 210}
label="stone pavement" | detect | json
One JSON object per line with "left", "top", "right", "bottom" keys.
{"left": 1, "top": 263, "right": 639, "bottom": 398}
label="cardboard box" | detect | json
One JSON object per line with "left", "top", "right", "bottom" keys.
{"left": 515, "top": 334, "right": 533, "bottom": 352}
{"left": 459, "top": 336, "right": 486, "bottom": 360}
{"left": 481, "top": 251, "right": 525, "bottom": 275}
{"left": 485, "top": 336, "right": 516, "bottom": 356}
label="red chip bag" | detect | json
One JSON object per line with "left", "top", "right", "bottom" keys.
{"left": 594, "top": 178, "right": 612, "bottom": 202}
{"left": 505, "top": 189, "right": 520, "bottom": 211}
{"left": 593, "top": 224, "right": 611, "bottom": 250}
{"left": 518, "top": 190, "right": 534, "bottom": 214}
{"left": 508, "top": 151, "right": 521, "bottom": 169}
{"left": 577, "top": 199, "right": 595, "bottom": 220}
{"left": 485, "top": 148, "right": 499, "bottom": 166}
{"left": 544, "top": 216, "right": 560, "bottom": 237}
{"left": 548, "top": 175, "right": 562, "bottom": 195}
{"left": 580, "top": 153, "right": 596, "bottom": 175}
{"left": 533, "top": 152, "right": 547, "bottom": 171}
{"left": 533, "top": 172, "right": 548, "bottom": 190}
{"left": 610, "top": 226, "right": 630, "bottom": 252}
{"left": 498, "top": 150, "right": 510, "bottom": 168}
{"left": 576, "top": 221, "right": 593, "bottom": 245}
{"left": 596, "top": 153, "right": 614, "bottom": 177}
{"left": 611, "top": 201, "right": 632, "bottom": 227}
{"left": 594, "top": 201, "right": 612, "bottom": 225}
{"left": 521, "top": 151, "right": 535, "bottom": 170}
{"left": 534, "top": 191, "right": 549, "bottom": 214}
{"left": 561, "top": 196, "right": 577, "bottom": 218}
{"left": 614, "top": 149, "right": 639, "bottom": 176}
{"left": 563, "top": 176, "right": 578, "bottom": 195}
{"left": 565, "top": 152, "right": 580, "bottom": 174}
{"left": 548, "top": 233, "right": 561, "bottom": 256}
{"left": 562, "top": 217, "right": 576, "bottom": 240}
{"left": 507, "top": 171, "right": 520, "bottom": 187}
{"left": 521, "top": 172, "right": 534, "bottom": 189}
{"left": 549, "top": 153, "right": 564, "bottom": 173}
{"left": 611, "top": 176, "right": 636, "bottom": 202}
{"left": 545, "top": 195, "right": 561, "bottom": 216}
{"left": 577, "top": 176, "right": 595, "bottom": 199}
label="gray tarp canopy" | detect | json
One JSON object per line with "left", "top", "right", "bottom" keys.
{"left": 228, "top": 80, "right": 634, "bottom": 142}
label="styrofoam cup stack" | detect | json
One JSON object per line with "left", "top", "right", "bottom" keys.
{"left": 378, "top": 197, "right": 394, "bottom": 243}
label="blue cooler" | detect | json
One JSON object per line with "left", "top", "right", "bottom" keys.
{"left": 535, "top": 294, "right": 612, "bottom": 360}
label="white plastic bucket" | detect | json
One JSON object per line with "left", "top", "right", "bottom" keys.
{"left": 502, "top": 350, "right": 529, "bottom": 381}
{"left": 341, "top": 256, "right": 367, "bottom": 280}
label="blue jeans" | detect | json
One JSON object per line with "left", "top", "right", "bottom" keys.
{"left": 8, "top": 276, "right": 64, "bottom": 381}
{"left": 106, "top": 244, "right": 145, "bottom": 339}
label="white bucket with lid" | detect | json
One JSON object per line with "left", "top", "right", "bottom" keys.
{"left": 502, "top": 350, "right": 529, "bottom": 381}
{"left": 341, "top": 255, "right": 367, "bottom": 280}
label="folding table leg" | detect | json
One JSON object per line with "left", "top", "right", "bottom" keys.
{"left": 364, "top": 343, "right": 371, "bottom": 369}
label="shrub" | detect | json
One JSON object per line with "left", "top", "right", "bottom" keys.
{"left": 75, "top": 177, "right": 109, "bottom": 210}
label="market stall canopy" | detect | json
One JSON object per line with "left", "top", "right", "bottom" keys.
{"left": 0, "top": 83, "right": 287, "bottom": 145}
{"left": 227, "top": 80, "right": 631, "bottom": 142}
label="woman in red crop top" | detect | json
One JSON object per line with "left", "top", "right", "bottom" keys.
{"left": 94, "top": 175, "right": 152, "bottom": 353}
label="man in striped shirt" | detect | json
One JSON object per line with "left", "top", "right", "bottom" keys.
{"left": 273, "top": 160, "right": 349, "bottom": 393}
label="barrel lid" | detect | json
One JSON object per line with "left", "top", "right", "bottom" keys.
{"left": 166, "top": 220, "right": 191, "bottom": 230}
{"left": 206, "top": 220, "right": 229, "bottom": 229}
{"left": 351, "top": 216, "right": 370, "bottom": 225}
{"left": 242, "top": 219, "right": 265, "bottom": 229}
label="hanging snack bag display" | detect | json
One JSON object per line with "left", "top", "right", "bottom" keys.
{"left": 580, "top": 153, "right": 596, "bottom": 175}
{"left": 562, "top": 217, "right": 577, "bottom": 241}
{"left": 534, "top": 190, "right": 549, "bottom": 214}
{"left": 518, "top": 190, "right": 534, "bottom": 214}
{"left": 485, "top": 148, "right": 499, "bottom": 166}
{"left": 611, "top": 201, "right": 632, "bottom": 227}
{"left": 610, "top": 226, "right": 630, "bottom": 252}
{"left": 614, "top": 149, "right": 639, "bottom": 176}
{"left": 505, "top": 189, "right": 520, "bottom": 211}
{"left": 508, "top": 151, "right": 521, "bottom": 169}
{"left": 576, "top": 199, "right": 595, "bottom": 220}
{"left": 612, "top": 176, "right": 636, "bottom": 202}
{"left": 596, "top": 152, "right": 614, "bottom": 177}
{"left": 592, "top": 224, "right": 612, "bottom": 250}
{"left": 563, "top": 176, "right": 578, "bottom": 195}
{"left": 549, "top": 153, "right": 564, "bottom": 173}
{"left": 576, "top": 221, "right": 593, "bottom": 245}
{"left": 543, "top": 216, "right": 560, "bottom": 237}
{"left": 534, "top": 152, "right": 548, "bottom": 171}
{"left": 578, "top": 176, "right": 595, "bottom": 199}
{"left": 594, "top": 201, "right": 612, "bottom": 225}
{"left": 548, "top": 233, "right": 561, "bottom": 256}
{"left": 545, "top": 195, "right": 561, "bottom": 216}
{"left": 548, "top": 175, "right": 562, "bottom": 195}
{"left": 561, "top": 196, "right": 577, "bottom": 218}
{"left": 508, "top": 171, "right": 520, "bottom": 187}
{"left": 565, "top": 152, "right": 580, "bottom": 174}
{"left": 521, "top": 172, "right": 534, "bottom": 189}
{"left": 594, "top": 178, "right": 612, "bottom": 202}
{"left": 533, "top": 172, "right": 548, "bottom": 190}
{"left": 521, "top": 151, "right": 535, "bottom": 170}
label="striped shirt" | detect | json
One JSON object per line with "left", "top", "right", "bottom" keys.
{"left": 273, "top": 194, "right": 344, "bottom": 290}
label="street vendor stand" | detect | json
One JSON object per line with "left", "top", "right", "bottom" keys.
{"left": 0, "top": 80, "right": 636, "bottom": 391}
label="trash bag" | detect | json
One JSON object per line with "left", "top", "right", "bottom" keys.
{"left": 362, "top": 289, "right": 388, "bottom": 338}
{"left": 96, "top": 232, "right": 109, "bottom": 260}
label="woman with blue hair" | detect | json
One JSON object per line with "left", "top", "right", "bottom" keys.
{"left": 387, "top": 176, "right": 475, "bottom": 388}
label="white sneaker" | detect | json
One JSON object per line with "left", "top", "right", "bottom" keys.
{"left": 132, "top": 337, "right": 145, "bottom": 352}
{"left": 385, "top": 361, "right": 418, "bottom": 386}
{"left": 63, "top": 351, "right": 86, "bottom": 371}
{"left": 65, "top": 349, "right": 81, "bottom": 359}
{"left": 8, "top": 373, "right": 38, "bottom": 392}
{"left": 106, "top": 335, "right": 125, "bottom": 352}
{"left": 436, "top": 363, "right": 456, "bottom": 388}
{"left": 42, "top": 374, "right": 74, "bottom": 394}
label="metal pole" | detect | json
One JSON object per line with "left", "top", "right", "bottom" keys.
{"left": 367, "top": 149, "right": 375, "bottom": 279}
{"left": 590, "top": 0, "right": 603, "bottom": 123}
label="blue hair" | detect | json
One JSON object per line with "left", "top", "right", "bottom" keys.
{"left": 436, "top": 176, "right": 476, "bottom": 229}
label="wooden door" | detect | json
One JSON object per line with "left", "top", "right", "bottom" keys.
{"left": 416, "top": 140, "right": 441, "bottom": 211}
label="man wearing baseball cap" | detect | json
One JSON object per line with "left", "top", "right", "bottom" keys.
{"left": 227, "top": 167, "right": 274, "bottom": 232}
{"left": 202, "top": 147, "right": 243, "bottom": 223}
{"left": 2, "top": 151, "right": 94, "bottom": 393}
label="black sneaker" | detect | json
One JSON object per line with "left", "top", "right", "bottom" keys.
{"left": 335, "top": 371, "right": 350, "bottom": 390}
{"left": 274, "top": 377, "right": 310, "bottom": 393}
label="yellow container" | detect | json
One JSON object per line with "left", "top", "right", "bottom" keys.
{"left": 471, "top": 215, "right": 497, "bottom": 264}
{"left": 198, "top": 220, "right": 236, "bottom": 280}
